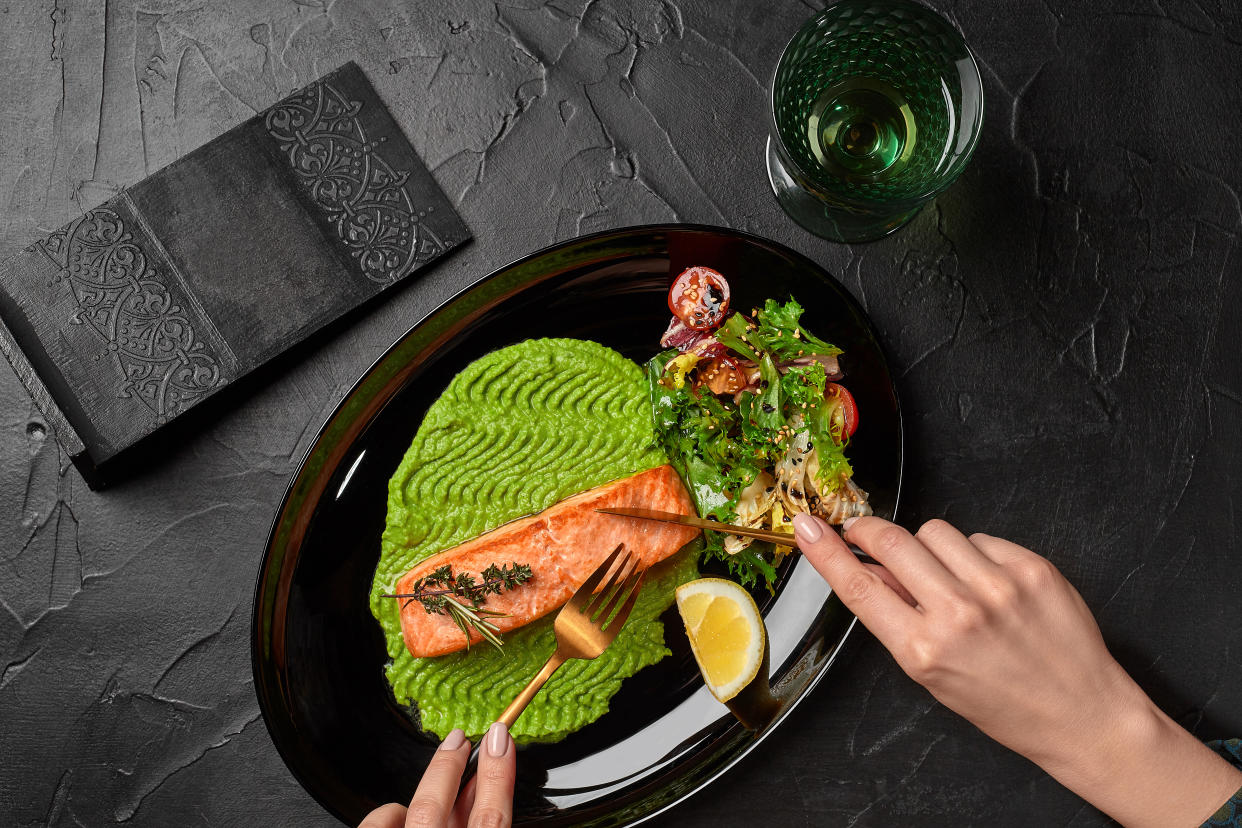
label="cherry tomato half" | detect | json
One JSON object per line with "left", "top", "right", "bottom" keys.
{"left": 824, "top": 382, "right": 859, "bottom": 441}
{"left": 700, "top": 355, "right": 748, "bottom": 396}
{"left": 668, "top": 266, "right": 730, "bottom": 331}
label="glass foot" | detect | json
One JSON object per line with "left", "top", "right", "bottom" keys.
{"left": 766, "top": 136, "right": 922, "bottom": 243}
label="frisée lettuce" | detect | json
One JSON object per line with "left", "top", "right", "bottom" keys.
{"left": 647, "top": 294, "right": 870, "bottom": 588}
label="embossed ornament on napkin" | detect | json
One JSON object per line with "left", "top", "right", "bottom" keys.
{"left": 0, "top": 62, "right": 468, "bottom": 488}
{"left": 40, "top": 206, "right": 229, "bottom": 423}
{"left": 265, "top": 79, "right": 454, "bottom": 284}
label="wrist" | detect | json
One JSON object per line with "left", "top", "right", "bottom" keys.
{"left": 1035, "top": 670, "right": 1242, "bottom": 827}
{"left": 1022, "top": 666, "right": 1141, "bottom": 782}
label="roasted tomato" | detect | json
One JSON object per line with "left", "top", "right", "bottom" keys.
{"left": 668, "top": 266, "right": 730, "bottom": 331}
{"left": 699, "top": 355, "right": 747, "bottom": 396}
{"left": 824, "top": 382, "right": 859, "bottom": 440}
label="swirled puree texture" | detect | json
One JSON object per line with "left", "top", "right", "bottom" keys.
{"left": 370, "top": 338, "right": 700, "bottom": 742}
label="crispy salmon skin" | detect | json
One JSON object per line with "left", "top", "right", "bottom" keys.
{"left": 396, "top": 465, "right": 698, "bottom": 657}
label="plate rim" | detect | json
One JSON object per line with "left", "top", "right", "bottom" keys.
{"left": 250, "top": 222, "right": 905, "bottom": 826}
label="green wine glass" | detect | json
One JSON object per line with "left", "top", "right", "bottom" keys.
{"left": 767, "top": 0, "right": 984, "bottom": 243}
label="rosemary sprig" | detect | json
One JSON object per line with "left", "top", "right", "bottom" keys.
{"left": 383, "top": 562, "right": 534, "bottom": 651}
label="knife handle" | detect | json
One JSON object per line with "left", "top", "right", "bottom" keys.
{"left": 459, "top": 738, "right": 485, "bottom": 796}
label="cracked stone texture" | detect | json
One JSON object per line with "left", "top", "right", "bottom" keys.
{"left": 1, "top": 0, "right": 1240, "bottom": 825}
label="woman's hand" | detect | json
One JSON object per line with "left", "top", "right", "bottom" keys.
{"left": 792, "top": 513, "right": 1242, "bottom": 828}
{"left": 359, "top": 723, "right": 515, "bottom": 828}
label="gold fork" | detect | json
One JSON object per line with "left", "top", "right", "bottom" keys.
{"left": 458, "top": 543, "right": 645, "bottom": 789}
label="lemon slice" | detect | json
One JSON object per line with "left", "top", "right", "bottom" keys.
{"left": 675, "top": 578, "right": 765, "bottom": 703}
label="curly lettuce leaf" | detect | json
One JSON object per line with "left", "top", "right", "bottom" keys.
{"left": 753, "top": 298, "right": 842, "bottom": 361}
{"left": 715, "top": 312, "right": 763, "bottom": 363}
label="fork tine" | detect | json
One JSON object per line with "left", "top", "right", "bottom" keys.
{"left": 602, "top": 570, "right": 645, "bottom": 633}
{"left": 567, "top": 544, "right": 624, "bottom": 610}
{"left": 584, "top": 553, "right": 637, "bottom": 618}
{"left": 594, "top": 565, "right": 642, "bottom": 624}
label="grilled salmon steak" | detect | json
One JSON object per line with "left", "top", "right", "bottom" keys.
{"left": 396, "top": 465, "right": 698, "bottom": 657}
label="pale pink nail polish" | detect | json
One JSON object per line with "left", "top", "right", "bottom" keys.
{"left": 793, "top": 513, "right": 823, "bottom": 544}
{"left": 842, "top": 516, "right": 860, "bottom": 533}
{"left": 486, "top": 721, "right": 510, "bottom": 757}
{"left": 439, "top": 728, "right": 465, "bottom": 751}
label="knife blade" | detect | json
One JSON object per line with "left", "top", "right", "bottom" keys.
{"left": 595, "top": 506, "right": 875, "bottom": 563}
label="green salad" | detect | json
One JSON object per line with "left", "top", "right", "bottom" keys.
{"left": 646, "top": 267, "right": 870, "bottom": 588}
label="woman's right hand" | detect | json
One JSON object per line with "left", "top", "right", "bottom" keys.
{"left": 792, "top": 513, "right": 1242, "bottom": 828}
{"left": 358, "top": 722, "right": 515, "bottom": 828}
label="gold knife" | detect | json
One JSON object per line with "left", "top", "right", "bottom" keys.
{"left": 595, "top": 507, "right": 876, "bottom": 563}
{"left": 596, "top": 507, "right": 797, "bottom": 545}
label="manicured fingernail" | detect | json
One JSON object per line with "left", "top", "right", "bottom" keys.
{"left": 793, "top": 513, "right": 823, "bottom": 544}
{"left": 842, "top": 517, "right": 860, "bottom": 533}
{"left": 486, "top": 722, "right": 510, "bottom": 757}
{"left": 439, "top": 728, "right": 465, "bottom": 751}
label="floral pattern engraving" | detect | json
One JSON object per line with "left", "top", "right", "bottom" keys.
{"left": 265, "top": 79, "right": 448, "bottom": 284}
{"left": 36, "top": 208, "right": 224, "bottom": 422}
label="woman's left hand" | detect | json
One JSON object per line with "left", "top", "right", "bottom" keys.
{"left": 358, "top": 723, "right": 515, "bottom": 828}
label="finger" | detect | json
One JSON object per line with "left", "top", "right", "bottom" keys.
{"left": 968, "top": 532, "right": 1034, "bottom": 565}
{"left": 793, "top": 514, "right": 919, "bottom": 647}
{"left": 452, "top": 776, "right": 476, "bottom": 828}
{"left": 864, "top": 563, "right": 917, "bottom": 607}
{"left": 843, "top": 516, "right": 958, "bottom": 606}
{"left": 913, "top": 518, "right": 1000, "bottom": 582}
{"left": 469, "top": 722, "right": 515, "bottom": 828}
{"left": 358, "top": 803, "right": 407, "bottom": 828}
{"left": 405, "top": 729, "right": 470, "bottom": 828}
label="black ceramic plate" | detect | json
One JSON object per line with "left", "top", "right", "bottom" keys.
{"left": 251, "top": 224, "right": 903, "bottom": 826}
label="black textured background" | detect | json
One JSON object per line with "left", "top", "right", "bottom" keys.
{"left": 2, "top": 1, "right": 1240, "bottom": 825}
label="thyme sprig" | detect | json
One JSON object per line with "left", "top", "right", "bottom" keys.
{"left": 383, "top": 562, "right": 534, "bottom": 651}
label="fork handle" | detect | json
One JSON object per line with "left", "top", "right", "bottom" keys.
{"left": 458, "top": 651, "right": 567, "bottom": 794}
{"left": 498, "top": 651, "right": 566, "bottom": 729}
